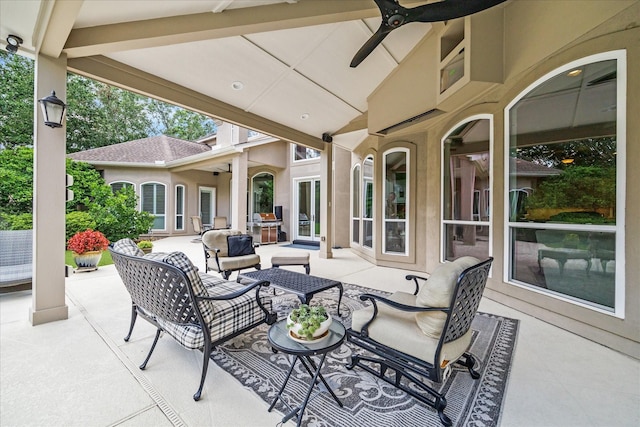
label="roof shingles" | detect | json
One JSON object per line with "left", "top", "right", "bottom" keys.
{"left": 68, "top": 135, "right": 210, "bottom": 163}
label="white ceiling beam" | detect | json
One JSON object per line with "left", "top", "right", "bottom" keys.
{"left": 63, "top": 0, "right": 428, "bottom": 58}
{"left": 67, "top": 55, "right": 327, "bottom": 150}
{"left": 39, "top": 0, "right": 84, "bottom": 58}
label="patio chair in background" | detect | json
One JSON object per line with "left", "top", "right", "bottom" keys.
{"left": 202, "top": 229, "right": 261, "bottom": 280}
{"left": 346, "top": 256, "right": 493, "bottom": 426}
{"left": 191, "top": 216, "right": 211, "bottom": 236}
{"left": 212, "top": 216, "right": 228, "bottom": 229}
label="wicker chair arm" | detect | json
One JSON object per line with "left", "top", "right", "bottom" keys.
{"left": 358, "top": 292, "right": 447, "bottom": 336}
{"left": 405, "top": 274, "right": 429, "bottom": 295}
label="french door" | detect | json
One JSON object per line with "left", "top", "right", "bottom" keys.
{"left": 199, "top": 186, "right": 216, "bottom": 227}
{"left": 295, "top": 178, "right": 320, "bottom": 242}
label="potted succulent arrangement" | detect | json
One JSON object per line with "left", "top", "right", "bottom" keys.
{"left": 67, "top": 229, "right": 110, "bottom": 271}
{"left": 136, "top": 240, "right": 153, "bottom": 254}
{"left": 286, "top": 304, "right": 332, "bottom": 342}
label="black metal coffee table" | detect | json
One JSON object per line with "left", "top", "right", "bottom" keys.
{"left": 239, "top": 268, "right": 343, "bottom": 315}
{"left": 267, "top": 319, "right": 346, "bottom": 427}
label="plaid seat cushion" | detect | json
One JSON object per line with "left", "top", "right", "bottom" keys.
{"left": 112, "top": 238, "right": 144, "bottom": 257}
{"left": 157, "top": 277, "right": 271, "bottom": 350}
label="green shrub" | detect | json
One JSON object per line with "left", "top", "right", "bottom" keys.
{"left": 1, "top": 213, "right": 33, "bottom": 230}
{"left": 65, "top": 211, "right": 97, "bottom": 240}
{"left": 91, "top": 186, "right": 154, "bottom": 241}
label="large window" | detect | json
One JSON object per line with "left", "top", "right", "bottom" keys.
{"left": 505, "top": 52, "right": 625, "bottom": 316}
{"left": 352, "top": 165, "right": 361, "bottom": 245}
{"left": 442, "top": 117, "right": 492, "bottom": 262}
{"left": 252, "top": 172, "right": 274, "bottom": 215}
{"left": 362, "top": 156, "right": 374, "bottom": 249}
{"left": 383, "top": 149, "right": 408, "bottom": 255}
{"left": 141, "top": 182, "right": 166, "bottom": 230}
{"left": 175, "top": 185, "right": 185, "bottom": 231}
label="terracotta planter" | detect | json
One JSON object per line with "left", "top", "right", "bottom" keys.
{"left": 73, "top": 250, "right": 103, "bottom": 269}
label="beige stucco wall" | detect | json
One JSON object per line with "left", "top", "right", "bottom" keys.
{"left": 359, "top": 1, "right": 640, "bottom": 358}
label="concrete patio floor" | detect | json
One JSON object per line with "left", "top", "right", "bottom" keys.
{"left": 1, "top": 235, "right": 638, "bottom": 426}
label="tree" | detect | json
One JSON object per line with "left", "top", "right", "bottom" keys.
{"left": 91, "top": 186, "right": 154, "bottom": 241}
{"left": 0, "top": 147, "right": 34, "bottom": 215}
{"left": 0, "top": 51, "right": 34, "bottom": 148}
{"left": 66, "top": 158, "right": 112, "bottom": 212}
{"left": 525, "top": 165, "right": 616, "bottom": 212}
{"left": 148, "top": 99, "right": 216, "bottom": 140}
{"left": 66, "top": 74, "right": 151, "bottom": 152}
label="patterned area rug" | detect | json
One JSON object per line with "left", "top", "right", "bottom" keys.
{"left": 211, "top": 284, "right": 518, "bottom": 427}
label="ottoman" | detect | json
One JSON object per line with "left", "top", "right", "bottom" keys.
{"left": 271, "top": 251, "right": 310, "bottom": 274}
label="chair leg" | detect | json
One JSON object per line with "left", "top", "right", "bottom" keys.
{"left": 140, "top": 328, "right": 162, "bottom": 370}
{"left": 194, "top": 345, "right": 212, "bottom": 401}
{"left": 124, "top": 304, "right": 138, "bottom": 342}
{"left": 222, "top": 271, "right": 231, "bottom": 280}
{"left": 305, "top": 264, "right": 310, "bottom": 275}
{"left": 456, "top": 352, "right": 481, "bottom": 379}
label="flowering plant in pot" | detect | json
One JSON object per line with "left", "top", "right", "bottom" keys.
{"left": 286, "top": 304, "right": 332, "bottom": 342}
{"left": 67, "top": 229, "right": 109, "bottom": 269}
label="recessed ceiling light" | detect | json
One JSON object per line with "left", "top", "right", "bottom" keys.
{"left": 231, "top": 81, "right": 244, "bottom": 90}
{"left": 300, "top": 113, "right": 310, "bottom": 120}
{"left": 567, "top": 69, "right": 582, "bottom": 77}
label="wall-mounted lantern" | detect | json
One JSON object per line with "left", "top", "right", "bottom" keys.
{"left": 38, "top": 91, "right": 67, "bottom": 128}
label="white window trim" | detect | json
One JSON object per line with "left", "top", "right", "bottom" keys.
{"left": 503, "top": 50, "right": 626, "bottom": 318}
{"left": 351, "top": 164, "right": 361, "bottom": 247}
{"left": 440, "top": 114, "right": 493, "bottom": 264}
{"left": 175, "top": 184, "right": 185, "bottom": 231}
{"left": 382, "top": 147, "right": 409, "bottom": 256}
{"left": 362, "top": 156, "right": 375, "bottom": 251}
{"left": 250, "top": 172, "right": 275, "bottom": 217}
{"left": 141, "top": 181, "right": 167, "bottom": 231}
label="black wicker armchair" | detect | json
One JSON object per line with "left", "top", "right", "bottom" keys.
{"left": 110, "top": 239, "right": 276, "bottom": 401}
{"left": 346, "top": 257, "right": 493, "bottom": 426}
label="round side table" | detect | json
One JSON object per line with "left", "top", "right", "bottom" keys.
{"left": 267, "top": 318, "right": 346, "bottom": 427}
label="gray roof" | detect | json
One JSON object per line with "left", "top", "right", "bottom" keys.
{"left": 510, "top": 157, "right": 562, "bottom": 177}
{"left": 68, "top": 135, "right": 210, "bottom": 163}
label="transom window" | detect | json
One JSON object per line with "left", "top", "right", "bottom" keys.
{"left": 505, "top": 51, "right": 625, "bottom": 316}
{"left": 293, "top": 144, "right": 320, "bottom": 161}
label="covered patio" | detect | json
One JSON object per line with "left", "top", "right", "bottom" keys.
{"left": 2, "top": 236, "right": 638, "bottom": 426}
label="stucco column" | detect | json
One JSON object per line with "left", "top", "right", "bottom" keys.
{"left": 319, "top": 143, "right": 333, "bottom": 259}
{"left": 230, "top": 152, "right": 248, "bottom": 233}
{"left": 30, "top": 53, "right": 69, "bottom": 325}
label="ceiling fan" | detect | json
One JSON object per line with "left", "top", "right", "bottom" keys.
{"left": 351, "top": 0, "right": 507, "bottom": 68}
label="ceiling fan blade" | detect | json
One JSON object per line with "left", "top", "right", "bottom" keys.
{"left": 350, "top": 24, "right": 392, "bottom": 68}
{"left": 410, "top": 0, "right": 507, "bottom": 23}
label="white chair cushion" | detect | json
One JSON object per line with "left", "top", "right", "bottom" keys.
{"left": 351, "top": 291, "right": 472, "bottom": 366}
{"left": 415, "top": 257, "right": 480, "bottom": 338}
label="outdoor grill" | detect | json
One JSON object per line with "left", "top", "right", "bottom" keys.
{"left": 250, "top": 213, "right": 281, "bottom": 244}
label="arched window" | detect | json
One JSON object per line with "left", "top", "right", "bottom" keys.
{"left": 141, "top": 182, "right": 166, "bottom": 230}
{"left": 362, "top": 156, "right": 374, "bottom": 249}
{"left": 383, "top": 148, "right": 409, "bottom": 255}
{"left": 351, "top": 164, "right": 361, "bottom": 245}
{"left": 175, "top": 185, "right": 185, "bottom": 231}
{"left": 110, "top": 181, "right": 134, "bottom": 194}
{"left": 505, "top": 51, "right": 625, "bottom": 316}
{"left": 442, "top": 116, "right": 492, "bottom": 262}
{"left": 252, "top": 172, "right": 274, "bottom": 216}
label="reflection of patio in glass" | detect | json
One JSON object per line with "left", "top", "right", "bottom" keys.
{"left": 512, "top": 239, "right": 615, "bottom": 310}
